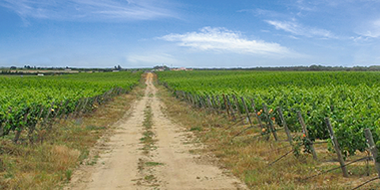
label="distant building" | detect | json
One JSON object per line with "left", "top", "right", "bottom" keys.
{"left": 153, "top": 65, "right": 170, "bottom": 72}
{"left": 170, "top": 67, "right": 193, "bottom": 71}
{"left": 37, "top": 73, "right": 44, "bottom": 77}
{"left": 152, "top": 65, "right": 192, "bottom": 71}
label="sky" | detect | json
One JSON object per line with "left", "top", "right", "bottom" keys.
{"left": 1, "top": 0, "right": 380, "bottom": 68}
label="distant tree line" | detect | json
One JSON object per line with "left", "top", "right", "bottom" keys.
{"left": 194, "top": 65, "right": 380, "bottom": 71}
{"left": 3, "top": 64, "right": 380, "bottom": 73}
{"left": 0, "top": 70, "right": 55, "bottom": 75}
{"left": 0, "top": 65, "right": 147, "bottom": 75}
{"left": 15, "top": 65, "right": 121, "bottom": 72}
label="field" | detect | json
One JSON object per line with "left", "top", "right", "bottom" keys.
{"left": 158, "top": 71, "right": 380, "bottom": 156}
{"left": 2, "top": 70, "right": 380, "bottom": 189}
{"left": 0, "top": 72, "right": 142, "bottom": 142}
{"left": 158, "top": 70, "right": 380, "bottom": 188}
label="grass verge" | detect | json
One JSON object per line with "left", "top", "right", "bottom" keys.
{"left": 136, "top": 102, "right": 161, "bottom": 188}
{"left": 140, "top": 104, "right": 156, "bottom": 154}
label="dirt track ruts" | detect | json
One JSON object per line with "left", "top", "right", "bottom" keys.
{"left": 66, "top": 73, "right": 247, "bottom": 190}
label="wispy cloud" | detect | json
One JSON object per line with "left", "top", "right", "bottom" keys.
{"left": 357, "top": 18, "right": 380, "bottom": 38}
{"left": 159, "top": 27, "right": 293, "bottom": 56}
{"left": 295, "top": 0, "right": 317, "bottom": 12}
{"left": 0, "top": 0, "right": 177, "bottom": 22}
{"left": 265, "top": 20, "right": 336, "bottom": 39}
{"left": 238, "top": 8, "right": 287, "bottom": 18}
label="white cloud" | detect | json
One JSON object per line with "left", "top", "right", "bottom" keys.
{"left": 266, "top": 20, "right": 336, "bottom": 39}
{"left": 357, "top": 19, "right": 380, "bottom": 38}
{"left": 159, "top": 27, "right": 292, "bottom": 56}
{"left": 0, "top": 0, "right": 176, "bottom": 22}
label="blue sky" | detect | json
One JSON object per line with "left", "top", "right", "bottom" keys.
{"left": 1, "top": 0, "right": 380, "bottom": 68}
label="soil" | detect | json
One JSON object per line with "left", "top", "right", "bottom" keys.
{"left": 65, "top": 73, "right": 247, "bottom": 190}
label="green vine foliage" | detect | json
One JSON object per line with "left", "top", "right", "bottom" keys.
{"left": 0, "top": 71, "right": 142, "bottom": 137}
{"left": 158, "top": 70, "right": 380, "bottom": 158}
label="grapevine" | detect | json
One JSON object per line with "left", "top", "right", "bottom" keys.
{"left": 157, "top": 70, "right": 380, "bottom": 157}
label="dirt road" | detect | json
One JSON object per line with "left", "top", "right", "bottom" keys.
{"left": 66, "top": 73, "right": 247, "bottom": 190}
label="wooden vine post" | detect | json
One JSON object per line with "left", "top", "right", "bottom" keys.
{"left": 29, "top": 105, "right": 45, "bottom": 144}
{"left": 277, "top": 107, "right": 293, "bottom": 145}
{"left": 59, "top": 100, "right": 70, "bottom": 122}
{"left": 14, "top": 108, "right": 30, "bottom": 143}
{"left": 215, "top": 95, "right": 222, "bottom": 114}
{"left": 81, "top": 98, "right": 89, "bottom": 113}
{"left": 94, "top": 95, "right": 99, "bottom": 106}
{"left": 222, "top": 94, "right": 230, "bottom": 118}
{"left": 191, "top": 94, "right": 196, "bottom": 107}
{"left": 262, "top": 103, "right": 278, "bottom": 141}
{"left": 53, "top": 101, "right": 63, "bottom": 121}
{"left": 226, "top": 95, "right": 236, "bottom": 120}
{"left": 183, "top": 92, "right": 187, "bottom": 102}
{"left": 201, "top": 95, "right": 206, "bottom": 109}
{"left": 198, "top": 95, "right": 202, "bottom": 107}
{"left": 250, "top": 98, "right": 264, "bottom": 129}
{"left": 194, "top": 94, "right": 198, "bottom": 107}
{"left": 195, "top": 95, "right": 200, "bottom": 107}
{"left": 297, "top": 111, "right": 318, "bottom": 160}
{"left": 189, "top": 93, "right": 194, "bottom": 106}
{"left": 240, "top": 97, "right": 253, "bottom": 127}
{"left": 211, "top": 96, "right": 219, "bottom": 114}
{"left": 193, "top": 95, "right": 198, "bottom": 107}
{"left": 184, "top": 92, "right": 189, "bottom": 104}
{"left": 207, "top": 96, "right": 213, "bottom": 111}
{"left": 45, "top": 101, "right": 55, "bottom": 128}
{"left": 175, "top": 91, "right": 179, "bottom": 99}
{"left": 203, "top": 96, "right": 208, "bottom": 109}
{"left": 211, "top": 95, "right": 215, "bottom": 108}
{"left": 200, "top": 96, "right": 206, "bottom": 108}
{"left": 364, "top": 128, "right": 380, "bottom": 177}
{"left": 187, "top": 92, "right": 191, "bottom": 103}
{"left": 232, "top": 95, "right": 242, "bottom": 120}
{"left": 73, "top": 99, "right": 82, "bottom": 117}
{"left": 325, "top": 117, "right": 349, "bottom": 177}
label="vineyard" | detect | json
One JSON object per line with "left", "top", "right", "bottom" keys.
{"left": 158, "top": 70, "right": 380, "bottom": 186}
{"left": 0, "top": 71, "right": 142, "bottom": 143}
